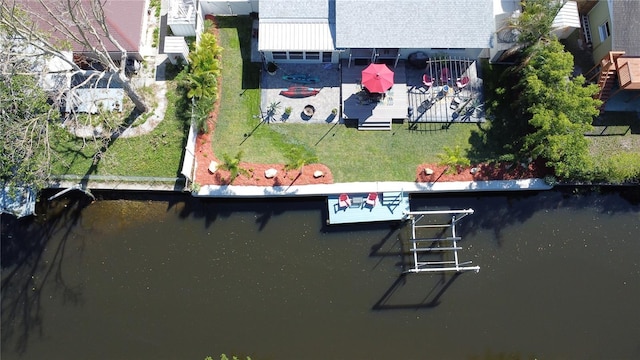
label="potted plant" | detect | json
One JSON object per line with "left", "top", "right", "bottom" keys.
{"left": 266, "top": 62, "right": 278, "bottom": 75}
{"left": 282, "top": 106, "right": 292, "bottom": 121}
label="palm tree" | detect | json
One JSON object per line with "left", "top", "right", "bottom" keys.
{"left": 437, "top": 145, "right": 471, "bottom": 174}
{"left": 218, "top": 151, "right": 249, "bottom": 184}
{"left": 284, "top": 147, "right": 318, "bottom": 179}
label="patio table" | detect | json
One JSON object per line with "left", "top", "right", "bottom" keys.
{"left": 350, "top": 196, "right": 364, "bottom": 208}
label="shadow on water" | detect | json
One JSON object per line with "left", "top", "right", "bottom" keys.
{"left": 1, "top": 193, "right": 93, "bottom": 354}
{"left": 412, "top": 187, "right": 640, "bottom": 246}
{"left": 88, "top": 191, "right": 330, "bottom": 231}
{"left": 372, "top": 272, "right": 462, "bottom": 310}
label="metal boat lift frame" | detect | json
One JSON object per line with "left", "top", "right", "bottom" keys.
{"left": 403, "top": 209, "right": 480, "bottom": 274}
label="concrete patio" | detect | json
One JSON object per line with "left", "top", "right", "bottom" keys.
{"left": 260, "top": 63, "right": 341, "bottom": 124}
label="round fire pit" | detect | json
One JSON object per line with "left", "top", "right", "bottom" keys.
{"left": 303, "top": 105, "right": 315, "bottom": 117}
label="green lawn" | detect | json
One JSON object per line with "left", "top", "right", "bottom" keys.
{"left": 213, "top": 16, "right": 482, "bottom": 182}
{"left": 50, "top": 85, "right": 188, "bottom": 178}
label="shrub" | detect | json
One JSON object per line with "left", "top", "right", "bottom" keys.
{"left": 601, "top": 153, "right": 640, "bottom": 184}
{"left": 437, "top": 145, "right": 471, "bottom": 174}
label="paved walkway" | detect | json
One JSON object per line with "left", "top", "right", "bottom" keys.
{"left": 195, "top": 178, "right": 552, "bottom": 197}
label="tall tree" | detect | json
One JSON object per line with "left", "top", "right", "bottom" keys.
{"left": 518, "top": 39, "right": 601, "bottom": 178}
{"left": 496, "top": 0, "right": 562, "bottom": 63}
{"left": 0, "top": 31, "right": 56, "bottom": 189}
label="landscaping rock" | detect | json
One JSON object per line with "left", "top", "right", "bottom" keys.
{"left": 470, "top": 167, "right": 479, "bottom": 174}
{"left": 313, "top": 170, "right": 324, "bottom": 178}
{"left": 264, "top": 168, "right": 278, "bottom": 178}
{"left": 424, "top": 168, "right": 434, "bottom": 175}
{"left": 208, "top": 161, "right": 218, "bottom": 173}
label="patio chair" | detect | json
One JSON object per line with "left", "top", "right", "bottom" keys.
{"left": 422, "top": 74, "right": 433, "bottom": 88}
{"left": 338, "top": 193, "right": 351, "bottom": 209}
{"left": 456, "top": 76, "right": 470, "bottom": 91}
{"left": 365, "top": 192, "right": 378, "bottom": 207}
{"left": 440, "top": 68, "right": 450, "bottom": 84}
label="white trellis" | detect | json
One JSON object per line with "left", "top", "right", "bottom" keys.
{"left": 403, "top": 209, "right": 480, "bottom": 274}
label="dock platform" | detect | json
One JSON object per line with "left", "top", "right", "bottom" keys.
{"left": 326, "top": 191, "right": 410, "bottom": 225}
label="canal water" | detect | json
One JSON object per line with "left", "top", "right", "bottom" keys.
{"left": 2, "top": 188, "right": 639, "bottom": 360}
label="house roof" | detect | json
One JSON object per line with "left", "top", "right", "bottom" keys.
{"left": 16, "top": 0, "right": 146, "bottom": 54}
{"left": 611, "top": 0, "right": 640, "bottom": 55}
{"left": 551, "top": 1, "right": 580, "bottom": 30}
{"left": 334, "top": 0, "right": 495, "bottom": 49}
{"left": 258, "top": 20, "right": 335, "bottom": 51}
{"left": 258, "top": 0, "right": 335, "bottom": 52}
{"left": 259, "top": 0, "right": 331, "bottom": 19}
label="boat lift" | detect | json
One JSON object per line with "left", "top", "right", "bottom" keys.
{"left": 403, "top": 209, "right": 480, "bottom": 274}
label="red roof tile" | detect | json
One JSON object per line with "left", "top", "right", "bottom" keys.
{"left": 17, "top": 0, "right": 146, "bottom": 54}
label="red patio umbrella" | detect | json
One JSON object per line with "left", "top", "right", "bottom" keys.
{"left": 361, "top": 63, "right": 394, "bottom": 93}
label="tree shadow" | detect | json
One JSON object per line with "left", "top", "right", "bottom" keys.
{"left": 1, "top": 193, "right": 92, "bottom": 355}
{"left": 411, "top": 188, "right": 640, "bottom": 248}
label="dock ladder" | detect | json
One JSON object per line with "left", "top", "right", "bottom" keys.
{"left": 403, "top": 209, "right": 480, "bottom": 274}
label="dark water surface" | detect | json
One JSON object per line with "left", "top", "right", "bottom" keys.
{"left": 2, "top": 189, "right": 640, "bottom": 360}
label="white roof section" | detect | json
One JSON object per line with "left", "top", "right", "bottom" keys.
{"left": 258, "top": 20, "right": 335, "bottom": 51}
{"left": 335, "top": 0, "right": 495, "bottom": 49}
{"left": 164, "top": 36, "right": 189, "bottom": 54}
{"left": 552, "top": 1, "right": 580, "bottom": 29}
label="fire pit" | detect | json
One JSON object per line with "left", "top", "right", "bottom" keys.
{"left": 303, "top": 105, "right": 315, "bottom": 117}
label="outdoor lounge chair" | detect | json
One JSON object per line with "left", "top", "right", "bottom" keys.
{"left": 456, "top": 76, "right": 470, "bottom": 91}
{"left": 422, "top": 74, "right": 433, "bottom": 88}
{"left": 365, "top": 192, "right": 378, "bottom": 207}
{"left": 338, "top": 193, "right": 351, "bottom": 209}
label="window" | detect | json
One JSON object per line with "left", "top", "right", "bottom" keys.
{"left": 322, "top": 52, "right": 332, "bottom": 63}
{"left": 598, "top": 21, "right": 610, "bottom": 42}
{"left": 273, "top": 52, "right": 287, "bottom": 60}
{"left": 289, "top": 52, "right": 303, "bottom": 60}
{"left": 305, "top": 52, "right": 320, "bottom": 60}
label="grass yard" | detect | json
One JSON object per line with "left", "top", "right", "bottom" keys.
{"left": 587, "top": 112, "right": 640, "bottom": 174}
{"left": 50, "top": 85, "right": 188, "bottom": 178}
{"left": 213, "top": 16, "right": 482, "bottom": 182}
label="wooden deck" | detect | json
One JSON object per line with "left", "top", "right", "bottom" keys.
{"left": 326, "top": 191, "right": 410, "bottom": 225}
{"left": 406, "top": 59, "right": 486, "bottom": 125}
{"left": 341, "top": 60, "right": 409, "bottom": 130}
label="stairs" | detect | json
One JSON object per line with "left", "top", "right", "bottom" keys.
{"left": 357, "top": 107, "right": 396, "bottom": 130}
{"left": 594, "top": 52, "right": 626, "bottom": 112}
{"left": 596, "top": 64, "right": 617, "bottom": 104}
{"left": 581, "top": 15, "right": 592, "bottom": 45}
{"left": 358, "top": 118, "right": 392, "bottom": 130}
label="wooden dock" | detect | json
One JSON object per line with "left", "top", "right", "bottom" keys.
{"left": 326, "top": 191, "right": 410, "bottom": 225}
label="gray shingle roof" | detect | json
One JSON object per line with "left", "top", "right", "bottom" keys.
{"left": 611, "top": 0, "right": 640, "bottom": 55}
{"left": 259, "top": 0, "right": 331, "bottom": 19}
{"left": 335, "top": 0, "right": 495, "bottom": 49}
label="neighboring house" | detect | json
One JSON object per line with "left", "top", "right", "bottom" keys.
{"left": 492, "top": 0, "right": 581, "bottom": 63}
{"left": 579, "top": 0, "right": 640, "bottom": 106}
{"left": 19, "top": 0, "right": 149, "bottom": 62}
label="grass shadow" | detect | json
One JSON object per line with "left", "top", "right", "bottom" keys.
{"left": 215, "top": 16, "right": 260, "bottom": 90}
